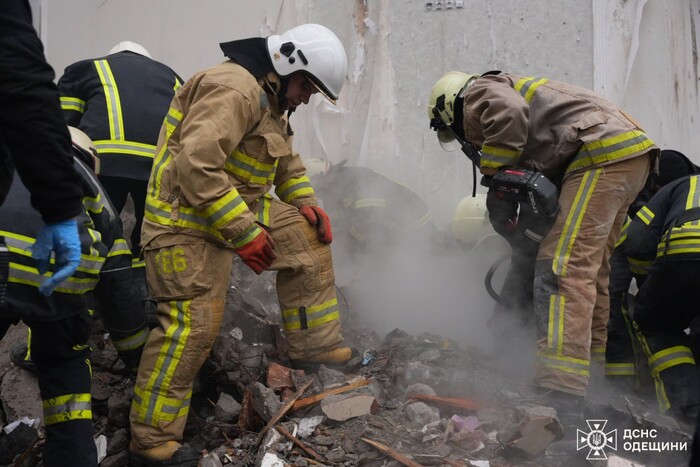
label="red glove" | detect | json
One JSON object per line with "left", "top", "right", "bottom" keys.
{"left": 232, "top": 225, "right": 277, "bottom": 274}
{"left": 299, "top": 205, "right": 333, "bottom": 244}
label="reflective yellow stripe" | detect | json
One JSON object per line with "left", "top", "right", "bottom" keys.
{"left": 113, "top": 327, "right": 149, "bottom": 352}
{"left": 615, "top": 216, "right": 631, "bottom": 248}
{"left": 282, "top": 298, "right": 340, "bottom": 330}
{"left": 536, "top": 352, "right": 590, "bottom": 376}
{"left": 628, "top": 257, "right": 652, "bottom": 275}
{"left": 480, "top": 144, "right": 521, "bottom": 169}
{"left": 145, "top": 190, "right": 249, "bottom": 238}
{"left": 591, "top": 346, "right": 606, "bottom": 361}
{"left": 354, "top": 198, "right": 387, "bottom": 209}
{"left": 60, "top": 96, "right": 85, "bottom": 113}
{"left": 94, "top": 140, "right": 156, "bottom": 158}
{"left": 636, "top": 205, "right": 654, "bottom": 225}
{"left": 605, "top": 362, "right": 635, "bottom": 376}
{"left": 547, "top": 294, "right": 565, "bottom": 354}
{"left": 150, "top": 107, "right": 182, "bottom": 199}
{"left": 164, "top": 108, "right": 183, "bottom": 135}
{"left": 256, "top": 195, "right": 273, "bottom": 226}
{"left": 230, "top": 225, "right": 262, "bottom": 249}
{"left": 553, "top": 168, "right": 601, "bottom": 276}
{"left": 133, "top": 387, "right": 191, "bottom": 423}
{"left": 0, "top": 231, "right": 105, "bottom": 273}
{"left": 636, "top": 331, "right": 671, "bottom": 411}
{"left": 514, "top": 77, "right": 548, "bottom": 103}
{"left": 648, "top": 346, "right": 695, "bottom": 377}
{"left": 106, "top": 239, "right": 131, "bottom": 258}
{"left": 687, "top": 176, "right": 700, "bottom": 209}
{"left": 276, "top": 176, "right": 315, "bottom": 203}
{"left": 93, "top": 59, "right": 124, "bottom": 141}
{"left": 225, "top": 150, "right": 278, "bottom": 185}
{"left": 43, "top": 393, "right": 92, "bottom": 426}
{"left": 566, "top": 130, "right": 655, "bottom": 174}
{"left": 136, "top": 300, "right": 191, "bottom": 426}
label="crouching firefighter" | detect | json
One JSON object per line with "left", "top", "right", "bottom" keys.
{"left": 626, "top": 172, "right": 700, "bottom": 426}
{"left": 0, "top": 127, "right": 148, "bottom": 467}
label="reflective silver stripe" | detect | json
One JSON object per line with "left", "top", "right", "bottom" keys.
{"left": 225, "top": 152, "right": 276, "bottom": 182}
{"left": 2, "top": 235, "right": 104, "bottom": 273}
{"left": 144, "top": 300, "right": 189, "bottom": 425}
{"left": 93, "top": 59, "right": 123, "bottom": 140}
{"left": 648, "top": 347, "right": 695, "bottom": 377}
{"left": 10, "top": 264, "right": 98, "bottom": 293}
{"left": 113, "top": 328, "right": 149, "bottom": 352}
{"left": 277, "top": 179, "right": 313, "bottom": 201}
{"left": 161, "top": 397, "right": 190, "bottom": 415}
{"left": 537, "top": 353, "right": 590, "bottom": 375}
{"left": 94, "top": 141, "right": 156, "bottom": 157}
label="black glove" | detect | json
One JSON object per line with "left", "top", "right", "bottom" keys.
{"left": 486, "top": 190, "right": 519, "bottom": 238}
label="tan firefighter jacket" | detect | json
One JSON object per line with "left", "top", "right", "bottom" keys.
{"left": 142, "top": 61, "right": 318, "bottom": 248}
{"left": 462, "top": 73, "right": 659, "bottom": 183}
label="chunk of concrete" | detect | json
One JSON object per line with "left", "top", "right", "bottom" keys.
{"left": 215, "top": 392, "right": 242, "bottom": 423}
{"left": 405, "top": 401, "right": 440, "bottom": 427}
{"left": 320, "top": 393, "right": 379, "bottom": 421}
{"left": 498, "top": 404, "right": 563, "bottom": 458}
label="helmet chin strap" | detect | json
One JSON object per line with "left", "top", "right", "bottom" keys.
{"left": 431, "top": 107, "right": 481, "bottom": 196}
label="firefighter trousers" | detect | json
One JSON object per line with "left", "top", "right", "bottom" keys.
{"left": 533, "top": 154, "right": 652, "bottom": 396}
{"left": 605, "top": 246, "right": 637, "bottom": 379}
{"left": 633, "top": 260, "right": 700, "bottom": 423}
{"left": 1, "top": 312, "right": 96, "bottom": 467}
{"left": 130, "top": 199, "right": 344, "bottom": 449}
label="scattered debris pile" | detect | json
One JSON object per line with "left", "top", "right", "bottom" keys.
{"left": 0, "top": 268, "right": 694, "bottom": 466}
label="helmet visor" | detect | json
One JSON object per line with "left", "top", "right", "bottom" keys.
{"left": 437, "top": 129, "right": 461, "bottom": 152}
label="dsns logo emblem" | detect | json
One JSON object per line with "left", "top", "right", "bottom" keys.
{"left": 576, "top": 420, "right": 617, "bottom": 460}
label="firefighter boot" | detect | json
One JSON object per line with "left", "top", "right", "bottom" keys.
{"left": 291, "top": 346, "right": 357, "bottom": 373}
{"left": 128, "top": 440, "right": 200, "bottom": 467}
{"left": 10, "top": 342, "right": 35, "bottom": 374}
{"left": 539, "top": 389, "right": 585, "bottom": 430}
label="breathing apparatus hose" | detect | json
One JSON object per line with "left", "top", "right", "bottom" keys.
{"left": 484, "top": 252, "right": 509, "bottom": 305}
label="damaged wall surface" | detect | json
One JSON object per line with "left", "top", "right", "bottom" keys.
{"left": 38, "top": 0, "right": 700, "bottom": 227}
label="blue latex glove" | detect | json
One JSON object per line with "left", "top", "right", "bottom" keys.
{"left": 32, "top": 220, "right": 81, "bottom": 296}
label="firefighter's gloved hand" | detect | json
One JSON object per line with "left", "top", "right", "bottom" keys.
{"left": 32, "top": 219, "right": 81, "bottom": 296}
{"left": 486, "top": 191, "right": 519, "bottom": 238}
{"left": 299, "top": 205, "right": 333, "bottom": 244}
{"left": 232, "top": 224, "right": 277, "bottom": 275}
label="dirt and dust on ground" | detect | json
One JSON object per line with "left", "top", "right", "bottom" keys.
{"left": 0, "top": 203, "right": 694, "bottom": 467}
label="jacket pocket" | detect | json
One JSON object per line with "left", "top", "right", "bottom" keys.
{"left": 575, "top": 111, "right": 610, "bottom": 143}
{"left": 262, "top": 133, "right": 292, "bottom": 158}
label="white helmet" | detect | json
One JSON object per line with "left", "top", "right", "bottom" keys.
{"left": 109, "top": 41, "right": 151, "bottom": 59}
{"left": 304, "top": 158, "right": 330, "bottom": 178}
{"left": 68, "top": 126, "right": 100, "bottom": 175}
{"left": 267, "top": 24, "right": 347, "bottom": 103}
{"left": 451, "top": 194, "right": 496, "bottom": 247}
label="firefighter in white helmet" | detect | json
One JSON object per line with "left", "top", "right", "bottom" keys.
{"left": 57, "top": 41, "right": 182, "bottom": 257}
{"left": 129, "top": 24, "right": 353, "bottom": 466}
{"left": 428, "top": 70, "right": 658, "bottom": 421}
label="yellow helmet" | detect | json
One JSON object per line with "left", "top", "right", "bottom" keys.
{"left": 451, "top": 194, "right": 496, "bottom": 248}
{"left": 428, "top": 71, "right": 479, "bottom": 149}
{"left": 68, "top": 126, "right": 100, "bottom": 175}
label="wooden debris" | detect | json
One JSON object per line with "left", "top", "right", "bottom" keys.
{"left": 290, "top": 377, "right": 370, "bottom": 412}
{"left": 253, "top": 377, "right": 315, "bottom": 447}
{"left": 405, "top": 393, "right": 488, "bottom": 412}
{"left": 361, "top": 437, "right": 423, "bottom": 467}
{"left": 275, "top": 424, "right": 324, "bottom": 463}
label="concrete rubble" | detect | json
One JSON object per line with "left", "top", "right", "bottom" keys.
{"left": 0, "top": 269, "right": 694, "bottom": 466}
